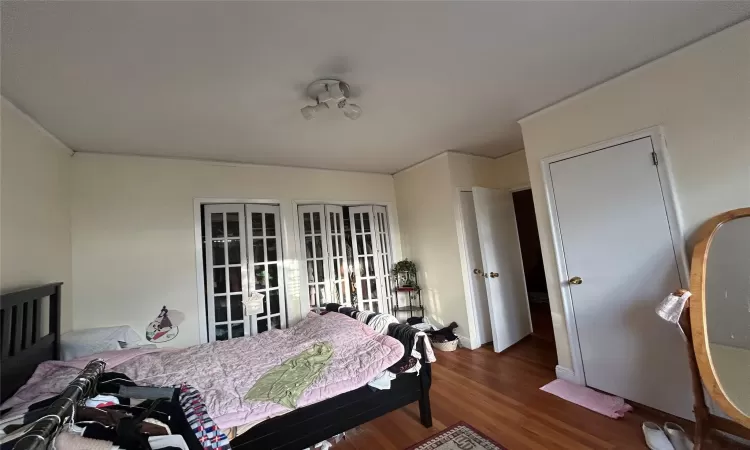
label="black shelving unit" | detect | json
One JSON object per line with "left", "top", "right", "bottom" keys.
{"left": 391, "top": 271, "right": 424, "bottom": 319}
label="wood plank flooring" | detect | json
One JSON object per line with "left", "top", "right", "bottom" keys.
{"left": 333, "top": 336, "right": 746, "bottom": 450}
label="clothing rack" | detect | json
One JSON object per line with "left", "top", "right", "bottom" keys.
{"left": 13, "top": 359, "right": 106, "bottom": 450}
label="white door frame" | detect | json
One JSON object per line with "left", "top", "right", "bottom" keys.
{"left": 455, "top": 186, "right": 534, "bottom": 350}
{"left": 540, "top": 126, "right": 689, "bottom": 385}
{"left": 292, "top": 201, "right": 402, "bottom": 317}
{"left": 195, "top": 198, "right": 402, "bottom": 344}
{"left": 193, "top": 197, "right": 288, "bottom": 344}
{"left": 455, "top": 188, "right": 482, "bottom": 350}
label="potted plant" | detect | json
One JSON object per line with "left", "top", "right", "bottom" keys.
{"left": 392, "top": 259, "right": 418, "bottom": 287}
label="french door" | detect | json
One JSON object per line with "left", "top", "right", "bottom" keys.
{"left": 298, "top": 204, "right": 392, "bottom": 313}
{"left": 326, "top": 205, "right": 350, "bottom": 305}
{"left": 204, "top": 204, "right": 286, "bottom": 341}
{"left": 373, "top": 206, "right": 394, "bottom": 312}
{"left": 349, "top": 206, "right": 384, "bottom": 312}
{"left": 298, "top": 205, "right": 331, "bottom": 310}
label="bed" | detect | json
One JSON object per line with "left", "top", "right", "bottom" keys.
{"left": 0, "top": 283, "right": 432, "bottom": 450}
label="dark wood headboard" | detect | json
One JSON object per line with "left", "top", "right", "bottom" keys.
{"left": 0, "top": 282, "right": 62, "bottom": 403}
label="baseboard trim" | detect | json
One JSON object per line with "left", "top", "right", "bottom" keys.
{"left": 555, "top": 365, "right": 583, "bottom": 384}
{"left": 457, "top": 335, "right": 475, "bottom": 349}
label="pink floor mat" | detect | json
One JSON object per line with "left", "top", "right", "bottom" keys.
{"left": 540, "top": 379, "right": 633, "bottom": 419}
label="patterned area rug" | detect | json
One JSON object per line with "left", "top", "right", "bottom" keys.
{"left": 406, "top": 422, "right": 506, "bottom": 450}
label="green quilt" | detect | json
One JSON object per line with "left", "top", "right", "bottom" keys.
{"left": 244, "top": 342, "right": 334, "bottom": 409}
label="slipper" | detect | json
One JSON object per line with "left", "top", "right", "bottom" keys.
{"left": 643, "top": 422, "right": 675, "bottom": 450}
{"left": 664, "top": 422, "right": 693, "bottom": 450}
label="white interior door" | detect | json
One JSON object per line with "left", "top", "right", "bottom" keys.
{"left": 373, "top": 206, "right": 393, "bottom": 313}
{"left": 349, "top": 206, "right": 384, "bottom": 312}
{"left": 204, "top": 204, "right": 250, "bottom": 341}
{"left": 549, "top": 136, "right": 691, "bottom": 418}
{"left": 473, "top": 187, "right": 532, "bottom": 353}
{"left": 325, "top": 205, "right": 350, "bottom": 305}
{"left": 246, "top": 204, "right": 286, "bottom": 334}
{"left": 298, "top": 205, "right": 330, "bottom": 311}
{"left": 459, "top": 191, "right": 493, "bottom": 346}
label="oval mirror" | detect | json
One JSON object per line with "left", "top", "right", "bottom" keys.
{"left": 691, "top": 208, "right": 750, "bottom": 428}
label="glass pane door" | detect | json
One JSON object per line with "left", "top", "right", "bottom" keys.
{"left": 349, "top": 206, "right": 383, "bottom": 312}
{"left": 325, "top": 205, "right": 350, "bottom": 305}
{"left": 246, "top": 204, "right": 286, "bottom": 334}
{"left": 374, "top": 206, "right": 393, "bottom": 312}
{"left": 298, "top": 205, "right": 330, "bottom": 311}
{"left": 204, "top": 204, "right": 249, "bottom": 341}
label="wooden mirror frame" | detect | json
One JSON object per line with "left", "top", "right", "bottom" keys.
{"left": 690, "top": 207, "right": 750, "bottom": 430}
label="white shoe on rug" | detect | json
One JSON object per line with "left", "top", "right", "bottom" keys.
{"left": 664, "top": 422, "right": 694, "bottom": 450}
{"left": 643, "top": 422, "right": 675, "bottom": 450}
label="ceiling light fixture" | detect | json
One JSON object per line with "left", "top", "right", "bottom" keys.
{"left": 301, "top": 79, "right": 361, "bottom": 120}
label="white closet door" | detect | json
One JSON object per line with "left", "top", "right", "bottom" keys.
{"left": 204, "top": 204, "right": 249, "bottom": 341}
{"left": 549, "top": 136, "right": 690, "bottom": 418}
{"left": 298, "top": 205, "right": 330, "bottom": 310}
{"left": 373, "top": 206, "right": 393, "bottom": 313}
{"left": 246, "top": 204, "right": 286, "bottom": 334}
{"left": 325, "top": 205, "right": 350, "bottom": 305}
{"left": 349, "top": 206, "right": 384, "bottom": 312}
{"left": 472, "top": 187, "right": 531, "bottom": 353}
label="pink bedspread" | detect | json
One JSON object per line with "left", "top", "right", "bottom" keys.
{"left": 1, "top": 312, "right": 403, "bottom": 429}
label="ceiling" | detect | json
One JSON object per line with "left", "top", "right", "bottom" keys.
{"left": 3, "top": 2, "right": 749, "bottom": 174}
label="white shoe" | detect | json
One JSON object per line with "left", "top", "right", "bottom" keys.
{"left": 664, "top": 422, "right": 693, "bottom": 450}
{"left": 643, "top": 422, "right": 675, "bottom": 450}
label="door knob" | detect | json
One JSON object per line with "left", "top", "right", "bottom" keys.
{"left": 569, "top": 276, "right": 583, "bottom": 285}
{"left": 473, "top": 269, "right": 483, "bottom": 275}
{"left": 489, "top": 272, "right": 499, "bottom": 278}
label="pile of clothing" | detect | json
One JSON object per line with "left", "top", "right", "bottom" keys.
{"left": 427, "top": 322, "right": 459, "bottom": 344}
{"left": 334, "top": 306, "right": 399, "bottom": 335}
{"left": 323, "top": 304, "right": 436, "bottom": 375}
{"left": 0, "top": 373, "right": 230, "bottom": 450}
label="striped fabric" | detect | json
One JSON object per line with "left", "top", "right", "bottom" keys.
{"left": 179, "top": 384, "right": 232, "bottom": 449}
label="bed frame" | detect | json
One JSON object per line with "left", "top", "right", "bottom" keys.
{"left": 0, "top": 283, "right": 62, "bottom": 404}
{"left": 0, "top": 284, "right": 431, "bottom": 449}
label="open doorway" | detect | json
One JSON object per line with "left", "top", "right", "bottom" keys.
{"left": 511, "top": 189, "right": 554, "bottom": 345}
{"left": 459, "top": 187, "right": 556, "bottom": 365}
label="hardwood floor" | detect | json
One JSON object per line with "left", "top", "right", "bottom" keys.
{"left": 333, "top": 336, "right": 747, "bottom": 450}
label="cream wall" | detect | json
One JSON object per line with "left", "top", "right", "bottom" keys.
{"left": 394, "top": 150, "right": 530, "bottom": 347}
{"left": 71, "top": 153, "right": 400, "bottom": 348}
{"left": 1, "top": 98, "right": 74, "bottom": 332}
{"left": 519, "top": 20, "right": 750, "bottom": 369}
{"left": 394, "top": 154, "right": 462, "bottom": 338}
{"left": 447, "top": 151, "right": 530, "bottom": 192}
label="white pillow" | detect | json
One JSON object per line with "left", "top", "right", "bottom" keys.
{"left": 60, "top": 325, "right": 143, "bottom": 360}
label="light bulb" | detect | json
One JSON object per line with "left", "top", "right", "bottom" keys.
{"left": 329, "top": 81, "right": 350, "bottom": 101}
{"left": 340, "top": 102, "right": 362, "bottom": 120}
{"left": 300, "top": 102, "right": 329, "bottom": 120}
